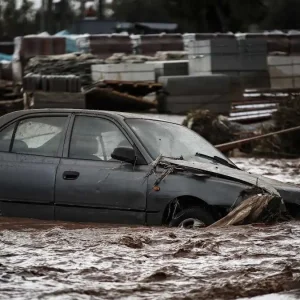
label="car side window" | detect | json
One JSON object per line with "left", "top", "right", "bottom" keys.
{"left": 12, "top": 116, "right": 68, "bottom": 157}
{"left": 0, "top": 123, "right": 15, "bottom": 152}
{"left": 69, "top": 116, "right": 132, "bottom": 161}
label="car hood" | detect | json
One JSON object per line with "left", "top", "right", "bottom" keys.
{"left": 162, "top": 158, "right": 299, "bottom": 196}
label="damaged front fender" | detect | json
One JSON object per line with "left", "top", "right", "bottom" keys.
{"left": 146, "top": 167, "right": 254, "bottom": 215}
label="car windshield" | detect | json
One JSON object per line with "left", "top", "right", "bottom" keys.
{"left": 126, "top": 118, "right": 236, "bottom": 167}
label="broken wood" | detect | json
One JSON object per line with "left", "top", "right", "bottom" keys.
{"left": 208, "top": 194, "right": 284, "bottom": 228}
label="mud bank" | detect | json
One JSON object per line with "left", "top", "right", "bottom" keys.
{"left": 1, "top": 158, "right": 300, "bottom": 300}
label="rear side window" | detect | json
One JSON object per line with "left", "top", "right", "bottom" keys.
{"left": 0, "top": 123, "right": 15, "bottom": 152}
{"left": 69, "top": 116, "right": 132, "bottom": 161}
{"left": 12, "top": 116, "right": 68, "bottom": 157}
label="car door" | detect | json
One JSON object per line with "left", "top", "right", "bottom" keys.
{"left": 0, "top": 113, "right": 70, "bottom": 220}
{"left": 55, "top": 114, "right": 149, "bottom": 224}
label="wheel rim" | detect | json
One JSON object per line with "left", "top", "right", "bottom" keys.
{"left": 178, "top": 218, "right": 205, "bottom": 229}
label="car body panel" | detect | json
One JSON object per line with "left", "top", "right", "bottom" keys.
{"left": 148, "top": 171, "right": 251, "bottom": 205}
{"left": 0, "top": 153, "right": 58, "bottom": 220}
{"left": 0, "top": 112, "right": 71, "bottom": 220}
{"left": 55, "top": 159, "right": 148, "bottom": 224}
{"left": 145, "top": 170, "right": 251, "bottom": 225}
{"left": 0, "top": 109, "right": 300, "bottom": 225}
{"left": 162, "top": 158, "right": 280, "bottom": 195}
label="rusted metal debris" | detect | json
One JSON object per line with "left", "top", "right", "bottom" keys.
{"left": 85, "top": 87, "right": 157, "bottom": 112}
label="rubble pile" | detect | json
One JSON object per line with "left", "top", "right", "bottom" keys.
{"left": 105, "top": 53, "right": 157, "bottom": 64}
{"left": 25, "top": 51, "right": 188, "bottom": 87}
{"left": 105, "top": 51, "right": 187, "bottom": 64}
{"left": 0, "top": 80, "right": 23, "bottom": 116}
{"left": 182, "top": 109, "right": 247, "bottom": 146}
{"left": 183, "top": 105, "right": 300, "bottom": 157}
{"left": 25, "top": 53, "right": 104, "bottom": 86}
{"left": 154, "top": 51, "right": 188, "bottom": 61}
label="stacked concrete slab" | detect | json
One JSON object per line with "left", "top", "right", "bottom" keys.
{"left": 188, "top": 38, "right": 240, "bottom": 74}
{"left": 236, "top": 34, "right": 270, "bottom": 89}
{"left": 158, "top": 74, "right": 231, "bottom": 114}
{"left": 188, "top": 35, "right": 270, "bottom": 89}
{"left": 91, "top": 63, "right": 155, "bottom": 82}
{"left": 268, "top": 56, "right": 300, "bottom": 89}
{"left": 146, "top": 60, "right": 189, "bottom": 81}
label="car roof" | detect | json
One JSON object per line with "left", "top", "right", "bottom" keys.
{"left": 0, "top": 109, "right": 180, "bottom": 127}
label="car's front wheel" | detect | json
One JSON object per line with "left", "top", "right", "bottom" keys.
{"left": 169, "top": 207, "right": 215, "bottom": 229}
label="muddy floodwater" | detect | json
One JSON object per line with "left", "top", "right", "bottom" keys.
{"left": 1, "top": 158, "right": 300, "bottom": 300}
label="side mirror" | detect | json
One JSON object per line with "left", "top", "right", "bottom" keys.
{"left": 111, "top": 147, "right": 136, "bottom": 164}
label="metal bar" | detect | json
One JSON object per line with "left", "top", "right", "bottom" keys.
{"left": 215, "top": 125, "right": 300, "bottom": 152}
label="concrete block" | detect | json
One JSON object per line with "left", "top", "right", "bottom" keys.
{"left": 165, "top": 94, "right": 231, "bottom": 114}
{"left": 292, "top": 56, "right": 300, "bottom": 64}
{"left": 268, "top": 56, "right": 293, "bottom": 66}
{"left": 270, "top": 77, "right": 293, "bottom": 89}
{"left": 189, "top": 54, "right": 241, "bottom": 74}
{"left": 12, "top": 60, "right": 22, "bottom": 84}
{"left": 238, "top": 39, "right": 267, "bottom": 54}
{"left": 293, "top": 77, "right": 300, "bottom": 88}
{"left": 147, "top": 60, "right": 189, "bottom": 80}
{"left": 293, "top": 64, "right": 300, "bottom": 76}
{"left": 269, "top": 65, "right": 293, "bottom": 77}
{"left": 240, "top": 71, "right": 270, "bottom": 89}
{"left": 240, "top": 53, "right": 268, "bottom": 71}
{"left": 159, "top": 74, "right": 230, "bottom": 96}
{"left": 91, "top": 63, "right": 155, "bottom": 82}
{"left": 188, "top": 39, "right": 239, "bottom": 55}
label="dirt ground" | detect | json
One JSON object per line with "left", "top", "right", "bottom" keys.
{"left": 1, "top": 158, "right": 300, "bottom": 300}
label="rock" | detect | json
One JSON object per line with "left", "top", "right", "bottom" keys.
{"left": 119, "top": 236, "right": 144, "bottom": 249}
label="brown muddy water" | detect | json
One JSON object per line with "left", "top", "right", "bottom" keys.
{"left": 1, "top": 158, "right": 300, "bottom": 300}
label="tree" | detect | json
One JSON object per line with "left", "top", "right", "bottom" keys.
{"left": 111, "top": 0, "right": 172, "bottom": 23}
{"left": 111, "top": 0, "right": 267, "bottom": 33}
{"left": 0, "top": 0, "right": 36, "bottom": 37}
{"left": 262, "top": 0, "right": 300, "bottom": 30}
{"left": 163, "top": 0, "right": 267, "bottom": 32}
{"left": 97, "top": 0, "right": 104, "bottom": 20}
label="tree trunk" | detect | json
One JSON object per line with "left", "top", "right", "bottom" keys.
{"left": 60, "top": 0, "right": 67, "bottom": 30}
{"left": 214, "top": 3, "right": 229, "bottom": 32}
{"left": 97, "top": 0, "right": 104, "bottom": 20}
{"left": 80, "top": 0, "right": 85, "bottom": 19}
{"left": 46, "top": 0, "right": 53, "bottom": 33}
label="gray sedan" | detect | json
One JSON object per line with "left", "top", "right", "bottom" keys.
{"left": 0, "top": 109, "right": 299, "bottom": 228}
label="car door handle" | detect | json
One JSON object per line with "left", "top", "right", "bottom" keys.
{"left": 63, "top": 171, "right": 80, "bottom": 180}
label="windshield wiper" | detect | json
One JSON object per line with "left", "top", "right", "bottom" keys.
{"left": 195, "top": 152, "right": 238, "bottom": 169}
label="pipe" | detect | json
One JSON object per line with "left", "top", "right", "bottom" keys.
{"left": 215, "top": 125, "right": 300, "bottom": 152}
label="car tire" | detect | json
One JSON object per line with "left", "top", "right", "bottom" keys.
{"left": 169, "top": 207, "right": 215, "bottom": 229}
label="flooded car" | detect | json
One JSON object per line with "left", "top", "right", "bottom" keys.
{"left": 0, "top": 109, "right": 299, "bottom": 227}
